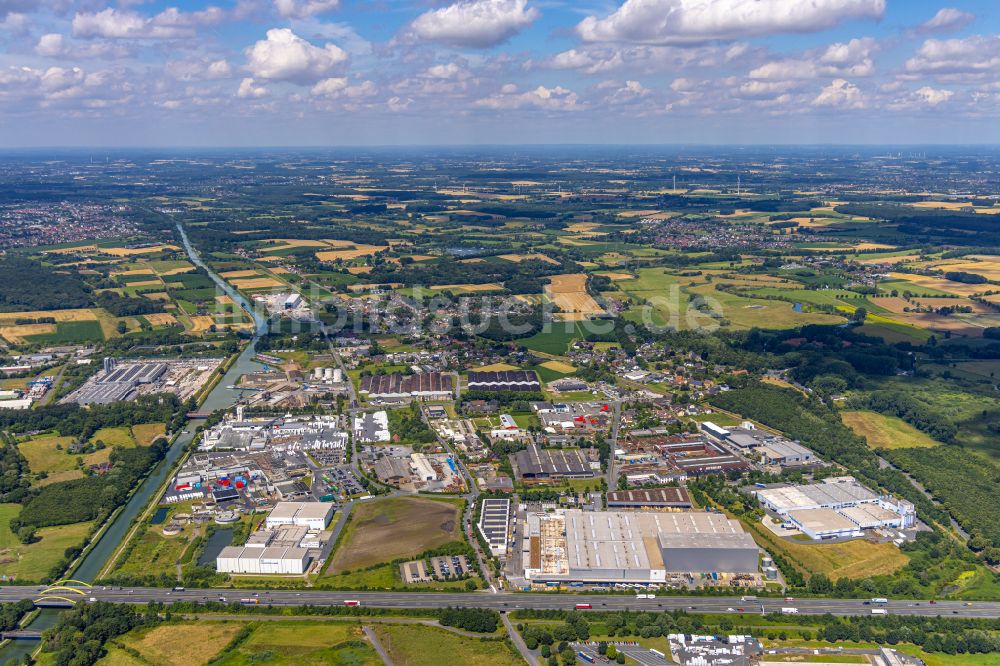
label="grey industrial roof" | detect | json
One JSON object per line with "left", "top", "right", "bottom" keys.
{"left": 514, "top": 444, "right": 593, "bottom": 477}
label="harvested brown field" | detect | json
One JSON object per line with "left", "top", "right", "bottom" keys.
{"left": 596, "top": 271, "right": 635, "bottom": 280}
{"left": 115, "top": 268, "right": 155, "bottom": 276}
{"left": 259, "top": 238, "right": 329, "bottom": 251}
{"left": 889, "top": 272, "right": 989, "bottom": 297}
{"left": 873, "top": 296, "right": 992, "bottom": 315}
{"left": 497, "top": 253, "right": 560, "bottom": 265}
{"left": 187, "top": 316, "right": 215, "bottom": 334}
{"left": 101, "top": 244, "right": 180, "bottom": 256}
{"left": 0, "top": 308, "right": 97, "bottom": 324}
{"left": 327, "top": 497, "right": 461, "bottom": 573}
{"left": 540, "top": 360, "right": 576, "bottom": 373}
{"left": 346, "top": 266, "right": 372, "bottom": 275}
{"left": 125, "top": 280, "right": 161, "bottom": 288}
{"left": 348, "top": 283, "right": 403, "bottom": 292}
{"left": 143, "top": 292, "right": 170, "bottom": 301}
{"left": 932, "top": 258, "right": 1000, "bottom": 281}
{"left": 158, "top": 266, "right": 195, "bottom": 276}
{"left": 143, "top": 313, "right": 179, "bottom": 327}
{"left": 0, "top": 323, "right": 56, "bottom": 344}
{"left": 315, "top": 244, "right": 387, "bottom": 262}
{"left": 565, "top": 222, "right": 600, "bottom": 233}
{"left": 430, "top": 283, "right": 503, "bottom": 293}
{"left": 231, "top": 277, "right": 284, "bottom": 289}
{"left": 855, "top": 254, "right": 920, "bottom": 265}
{"left": 473, "top": 363, "right": 519, "bottom": 372}
{"left": 545, "top": 273, "right": 604, "bottom": 319}
{"left": 219, "top": 269, "right": 259, "bottom": 279}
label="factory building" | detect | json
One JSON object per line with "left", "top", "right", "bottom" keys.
{"left": 478, "top": 498, "right": 511, "bottom": 556}
{"left": 264, "top": 501, "right": 334, "bottom": 530}
{"left": 753, "top": 476, "right": 916, "bottom": 540}
{"left": 606, "top": 487, "right": 693, "bottom": 509}
{"left": 512, "top": 443, "right": 596, "bottom": 480}
{"left": 354, "top": 410, "right": 390, "bottom": 442}
{"left": 360, "top": 372, "right": 454, "bottom": 401}
{"left": 466, "top": 370, "right": 540, "bottom": 392}
{"left": 216, "top": 545, "right": 311, "bottom": 575}
{"left": 523, "top": 509, "right": 759, "bottom": 584}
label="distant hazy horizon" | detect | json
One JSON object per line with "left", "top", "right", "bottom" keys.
{"left": 1, "top": 1, "right": 999, "bottom": 146}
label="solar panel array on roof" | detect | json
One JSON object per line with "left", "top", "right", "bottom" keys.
{"left": 478, "top": 498, "right": 510, "bottom": 555}
{"left": 513, "top": 443, "right": 594, "bottom": 478}
{"left": 606, "top": 487, "right": 692, "bottom": 507}
{"left": 360, "top": 372, "right": 453, "bottom": 397}
{"left": 467, "top": 371, "right": 540, "bottom": 392}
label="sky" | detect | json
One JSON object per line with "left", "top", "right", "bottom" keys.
{"left": 0, "top": 0, "right": 999, "bottom": 146}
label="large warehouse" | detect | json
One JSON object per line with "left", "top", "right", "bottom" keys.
{"left": 264, "top": 501, "right": 334, "bottom": 530}
{"left": 467, "top": 370, "right": 541, "bottom": 392}
{"left": 359, "top": 372, "right": 454, "bottom": 401}
{"left": 753, "top": 476, "right": 916, "bottom": 540}
{"left": 522, "top": 509, "right": 759, "bottom": 584}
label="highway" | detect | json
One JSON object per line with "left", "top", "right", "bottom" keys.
{"left": 11, "top": 587, "right": 1000, "bottom": 619}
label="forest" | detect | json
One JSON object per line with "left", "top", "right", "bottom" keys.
{"left": 0, "top": 256, "right": 91, "bottom": 311}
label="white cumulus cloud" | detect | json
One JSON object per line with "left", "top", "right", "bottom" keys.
{"left": 811, "top": 78, "right": 865, "bottom": 109}
{"left": 905, "top": 35, "right": 1000, "bottom": 75}
{"left": 237, "top": 77, "right": 268, "bottom": 98}
{"left": 245, "top": 28, "right": 347, "bottom": 84}
{"left": 408, "top": 0, "right": 539, "bottom": 48}
{"left": 475, "top": 84, "right": 579, "bottom": 110}
{"left": 918, "top": 8, "right": 974, "bottom": 33}
{"left": 274, "top": 0, "right": 340, "bottom": 19}
{"left": 72, "top": 6, "right": 226, "bottom": 40}
{"left": 578, "top": 0, "right": 885, "bottom": 44}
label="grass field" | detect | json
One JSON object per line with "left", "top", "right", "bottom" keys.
{"left": 748, "top": 518, "right": 909, "bottom": 580}
{"left": 19, "top": 434, "right": 80, "bottom": 485}
{"left": 840, "top": 411, "right": 940, "bottom": 450}
{"left": 325, "top": 496, "right": 463, "bottom": 575}
{"left": 114, "top": 622, "right": 244, "bottom": 666}
{"left": 515, "top": 320, "right": 585, "bottom": 355}
{"left": 0, "top": 504, "right": 92, "bottom": 581}
{"left": 373, "top": 624, "right": 522, "bottom": 666}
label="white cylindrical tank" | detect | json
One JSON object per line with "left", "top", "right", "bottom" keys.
{"left": 324, "top": 368, "right": 334, "bottom": 380}
{"left": 333, "top": 368, "right": 343, "bottom": 383}
{"left": 313, "top": 367, "right": 323, "bottom": 379}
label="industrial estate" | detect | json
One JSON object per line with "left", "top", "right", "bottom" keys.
{"left": 2, "top": 139, "right": 1000, "bottom": 663}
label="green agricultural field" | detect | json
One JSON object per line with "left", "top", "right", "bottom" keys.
{"left": 323, "top": 496, "right": 463, "bottom": 575}
{"left": 25, "top": 320, "right": 105, "bottom": 344}
{"left": 18, "top": 434, "right": 80, "bottom": 485}
{"left": 745, "top": 517, "right": 909, "bottom": 581}
{"left": 515, "top": 320, "right": 585, "bottom": 355}
{"left": 840, "top": 411, "right": 941, "bottom": 450}
{"left": 687, "top": 283, "right": 845, "bottom": 330}
{"left": 217, "top": 621, "right": 381, "bottom": 666}
{"left": 373, "top": 624, "right": 523, "bottom": 666}
{"left": 111, "top": 621, "right": 245, "bottom": 666}
{"left": 0, "top": 504, "right": 92, "bottom": 581}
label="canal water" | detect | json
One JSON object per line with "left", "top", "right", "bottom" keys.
{"left": 0, "top": 223, "right": 269, "bottom": 663}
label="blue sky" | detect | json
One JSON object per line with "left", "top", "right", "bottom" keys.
{"left": 0, "top": 0, "right": 998, "bottom": 146}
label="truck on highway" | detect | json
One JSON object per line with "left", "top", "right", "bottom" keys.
{"left": 871, "top": 608, "right": 888, "bottom": 615}
{"left": 578, "top": 652, "right": 596, "bottom": 664}
{"left": 781, "top": 607, "right": 799, "bottom": 615}
{"left": 239, "top": 598, "right": 258, "bottom": 605}
{"left": 343, "top": 600, "right": 361, "bottom": 606}
{"left": 870, "top": 597, "right": 889, "bottom": 605}
{"left": 741, "top": 595, "right": 757, "bottom": 602}
{"left": 635, "top": 593, "right": 656, "bottom": 599}
{"left": 575, "top": 603, "right": 592, "bottom": 609}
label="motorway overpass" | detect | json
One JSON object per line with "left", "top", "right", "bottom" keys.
{"left": 7, "top": 587, "right": 1000, "bottom": 619}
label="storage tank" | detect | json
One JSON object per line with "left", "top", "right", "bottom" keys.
{"left": 313, "top": 367, "right": 323, "bottom": 380}
{"left": 333, "top": 368, "right": 343, "bottom": 383}
{"left": 324, "top": 368, "right": 334, "bottom": 380}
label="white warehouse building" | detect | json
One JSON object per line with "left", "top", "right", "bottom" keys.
{"left": 264, "top": 501, "right": 334, "bottom": 530}
{"left": 216, "top": 545, "right": 310, "bottom": 575}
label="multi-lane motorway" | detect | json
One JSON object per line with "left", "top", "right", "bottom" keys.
{"left": 8, "top": 587, "right": 1000, "bottom": 619}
